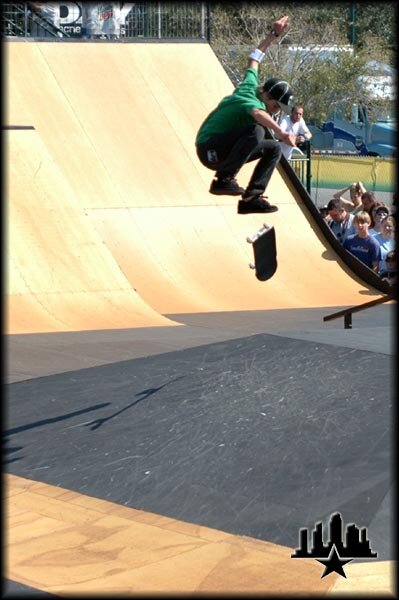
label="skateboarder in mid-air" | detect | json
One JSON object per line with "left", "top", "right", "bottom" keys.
{"left": 195, "top": 15, "right": 296, "bottom": 214}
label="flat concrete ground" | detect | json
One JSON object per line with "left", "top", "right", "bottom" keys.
{"left": 5, "top": 303, "right": 395, "bottom": 596}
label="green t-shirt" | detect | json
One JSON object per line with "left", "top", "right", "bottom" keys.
{"left": 195, "top": 68, "right": 265, "bottom": 145}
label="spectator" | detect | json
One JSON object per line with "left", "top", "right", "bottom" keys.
{"left": 379, "top": 250, "right": 397, "bottom": 286}
{"left": 370, "top": 204, "right": 390, "bottom": 235}
{"left": 343, "top": 211, "right": 380, "bottom": 271}
{"left": 390, "top": 192, "right": 396, "bottom": 226}
{"left": 333, "top": 181, "right": 366, "bottom": 212}
{"left": 278, "top": 104, "right": 312, "bottom": 159}
{"left": 361, "top": 191, "right": 379, "bottom": 220}
{"left": 319, "top": 205, "right": 331, "bottom": 222}
{"left": 196, "top": 15, "right": 296, "bottom": 214}
{"left": 391, "top": 192, "right": 397, "bottom": 215}
{"left": 374, "top": 215, "right": 396, "bottom": 274}
{"left": 326, "top": 199, "right": 356, "bottom": 244}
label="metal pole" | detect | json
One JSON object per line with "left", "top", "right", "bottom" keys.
{"left": 143, "top": 4, "right": 148, "bottom": 37}
{"left": 24, "top": 1, "right": 28, "bottom": 37}
{"left": 207, "top": 1, "right": 211, "bottom": 42}
{"left": 344, "top": 313, "right": 352, "bottom": 329}
{"left": 200, "top": 2, "right": 205, "bottom": 39}
{"left": 349, "top": 3, "right": 356, "bottom": 45}
{"left": 306, "top": 141, "right": 312, "bottom": 194}
{"left": 157, "top": 2, "right": 161, "bottom": 39}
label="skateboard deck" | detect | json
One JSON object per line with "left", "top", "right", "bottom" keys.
{"left": 247, "top": 223, "right": 277, "bottom": 281}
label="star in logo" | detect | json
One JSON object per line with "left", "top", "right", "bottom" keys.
{"left": 316, "top": 545, "right": 353, "bottom": 578}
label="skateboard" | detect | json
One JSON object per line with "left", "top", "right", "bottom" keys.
{"left": 247, "top": 223, "right": 277, "bottom": 281}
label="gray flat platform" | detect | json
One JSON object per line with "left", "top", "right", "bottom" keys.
{"left": 2, "top": 580, "right": 56, "bottom": 598}
{"left": 6, "top": 304, "right": 395, "bottom": 384}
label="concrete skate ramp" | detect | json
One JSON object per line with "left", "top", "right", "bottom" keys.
{"left": 5, "top": 41, "right": 382, "bottom": 333}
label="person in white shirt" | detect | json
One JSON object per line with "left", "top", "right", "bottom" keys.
{"left": 279, "top": 105, "right": 312, "bottom": 159}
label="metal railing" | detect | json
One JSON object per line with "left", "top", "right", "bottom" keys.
{"left": 3, "top": 2, "right": 69, "bottom": 38}
{"left": 323, "top": 293, "right": 395, "bottom": 329}
{"left": 123, "top": 2, "right": 209, "bottom": 39}
{"left": 289, "top": 141, "right": 312, "bottom": 194}
{"left": 2, "top": 2, "right": 209, "bottom": 40}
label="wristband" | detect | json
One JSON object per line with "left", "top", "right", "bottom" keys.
{"left": 270, "top": 29, "right": 279, "bottom": 37}
{"left": 249, "top": 48, "right": 265, "bottom": 62}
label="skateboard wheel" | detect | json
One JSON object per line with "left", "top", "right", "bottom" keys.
{"left": 263, "top": 223, "right": 270, "bottom": 230}
{"left": 246, "top": 236, "right": 253, "bottom": 243}
{"left": 249, "top": 262, "right": 255, "bottom": 269}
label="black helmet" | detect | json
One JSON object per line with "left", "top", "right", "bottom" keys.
{"left": 263, "top": 77, "right": 293, "bottom": 112}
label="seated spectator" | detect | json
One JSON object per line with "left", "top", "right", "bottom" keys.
{"left": 379, "top": 250, "right": 397, "bottom": 286}
{"left": 370, "top": 204, "right": 390, "bottom": 236}
{"left": 326, "top": 199, "right": 356, "bottom": 244}
{"left": 333, "top": 181, "right": 366, "bottom": 212}
{"left": 279, "top": 105, "right": 312, "bottom": 159}
{"left": 374, "top": 215, "right": 396, "bottom": 273}
{"left": 343, "top": 211, "right": 380, "bottom": 271}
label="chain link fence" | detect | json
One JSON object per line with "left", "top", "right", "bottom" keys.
{"left": 123, "top": 2, "right": 208, "bottom": 39}
{"left": 309, "top": 153, "right": 395, "bottom": 209}
{"left": 288, "top": 147, "right": 395, "bottom": 210}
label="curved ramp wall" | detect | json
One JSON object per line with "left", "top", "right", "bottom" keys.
{"left": 5, "top": 41, "right": 383, "bottom": 333}
{"left": 6, "top": 128, "right": 178, "bottom": 333}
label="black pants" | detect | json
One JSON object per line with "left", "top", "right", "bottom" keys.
{"left": 196, "top": 124, "right": 282, "bottom": 195}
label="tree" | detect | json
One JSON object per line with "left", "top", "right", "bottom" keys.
{"left": 209, "top": 2, "right": 395, "bottom": 125}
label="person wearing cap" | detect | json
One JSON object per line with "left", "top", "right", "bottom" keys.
{"left": 369, "top": 203, "right": 390, "bottom": 235}
{"left": 319, "top": 205, "right": 331, "bottom": 222}
{"left": 278, "top": 105, "right": 312, "bottom": 160}
{"left": 195, "top": 15, "right": 296, "bottom": 214}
